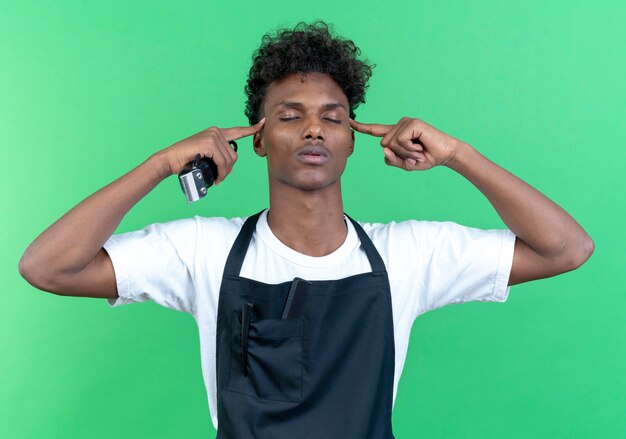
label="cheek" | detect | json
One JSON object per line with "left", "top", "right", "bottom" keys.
{"left": 338, "top": 129, "right": 354, "bottom": 154}
{"left": 264, "top": 127, "right": 295, "bottom": 156}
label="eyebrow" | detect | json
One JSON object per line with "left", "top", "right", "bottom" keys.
{"left": 274, "top": 101, "right": 347, "bottom": 111}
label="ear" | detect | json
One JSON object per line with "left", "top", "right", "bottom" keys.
{"left": 348, "top": 129, "right": 355, "bottom": 156}
{"left": 253, "top": 130, "right": 266, "bottom": 157}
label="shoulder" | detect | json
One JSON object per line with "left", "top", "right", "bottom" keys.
{"left": 356, "top": 218, "right": 454, "bottom": 246}
{"left": 357, "top": 217, "right": 505, "bottom": 239}
{"left": 117, "top": 215, "right": 243, "bottom": 240}
{"left": 193, "top": 215, "right": 246, "bottom": 233}
{"left": 355, "top": 217, "right": 512, "bottom": 260}
{"left": 192, "top": 215, "right": 248, "bottom": 247}
{"left": 107, "top": 215, "right": 248, "bottom": 256}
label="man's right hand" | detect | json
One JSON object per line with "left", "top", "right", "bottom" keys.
{"left": 155, "top": 118, "right": 265, "bottom": 184}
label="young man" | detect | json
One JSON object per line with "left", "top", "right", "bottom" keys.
{"left": 19, "top": 21, "right": 593, "bottom": 438}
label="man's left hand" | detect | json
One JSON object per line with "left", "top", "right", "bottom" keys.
{"left": 350, "top": 117, "right": 465, "bottom": 171}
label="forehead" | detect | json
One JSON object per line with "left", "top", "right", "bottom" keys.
{"left": 263, "top": 72, "right": 349, "bottom": 112}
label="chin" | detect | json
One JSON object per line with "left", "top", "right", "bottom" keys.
{"left": 294, "top": 179, "right": 335, "bottom": 192}
{"left": 277, "top": 175, "right": 341, "bottom": 192}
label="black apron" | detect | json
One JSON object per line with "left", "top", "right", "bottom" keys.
{"left": 215, "top": 211, "right": 396, "bottom": 438}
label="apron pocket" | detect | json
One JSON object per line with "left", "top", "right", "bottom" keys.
{"left": 228, "top": 311, "right": 303, "bottom": 403}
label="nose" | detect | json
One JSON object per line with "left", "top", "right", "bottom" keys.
{"left": 303, "top": 116, "right": 324, "bottom": 141}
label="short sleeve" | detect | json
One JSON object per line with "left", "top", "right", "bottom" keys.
{"left": 103, "top": 217, "right": 198, "bottom": 315}
{"left": 414, "top": 221, "right": 516, "bottom": 316}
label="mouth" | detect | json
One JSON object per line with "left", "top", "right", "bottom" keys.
{"left": 296, "top": 145, "right": 330, "bottom": 165}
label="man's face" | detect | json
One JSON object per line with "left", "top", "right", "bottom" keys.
{"left": 254, "top": 72, "right": 354, "bottom": 192}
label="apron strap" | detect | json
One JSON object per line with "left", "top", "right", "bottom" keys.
{"left": 223, "top": 210, "right": 264, "bottom": 277}
{"left": 223, "top": 210, "right": 386, "bottom": 277}
{"left": 344, "top": 214, "right": 387, "bottom": 273}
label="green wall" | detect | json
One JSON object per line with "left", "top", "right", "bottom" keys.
{"left": 2, "top": 1, "right": 624, "bottom": 437}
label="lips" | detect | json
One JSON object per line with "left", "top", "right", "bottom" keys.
{"left": 296, "top": 145, "right": 330, "bottom": 165}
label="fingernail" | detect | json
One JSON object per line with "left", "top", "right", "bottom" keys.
{"left": 407, "top": 158, "right": 417, "bottom": 166}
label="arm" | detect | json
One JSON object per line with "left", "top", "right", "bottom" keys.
{"left": 350, "top": 117, "right": 594, "bottom": 285}
{"left": 445, "top": 144, "right": 593, "bottom": 285}
{"left": 18, "top": 121, "right": 264, "bottom": 298}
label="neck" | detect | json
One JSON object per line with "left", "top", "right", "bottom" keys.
{"left": 267, "top": 182, "right": 347, "bottom": 257}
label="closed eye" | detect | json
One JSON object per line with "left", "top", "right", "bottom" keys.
{"left": 278, "top": 116, "right": 342, "bottom": 123}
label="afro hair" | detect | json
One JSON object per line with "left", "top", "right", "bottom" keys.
{"left": 244, "top": 20, "right": 375, "bottom": 124}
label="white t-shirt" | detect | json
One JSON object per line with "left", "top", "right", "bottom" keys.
{"left": 103, "top": 209, "right": 516, "bottom": 429}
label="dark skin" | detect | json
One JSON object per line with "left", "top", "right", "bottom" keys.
{"left": 252, "top": 72, "right": 355, "bottom": 256}
{"left": 253, "top": 71, "right": 594, "bottom": 284}
{"left": 19, "top": 72, "right": 593, "bottom": 298}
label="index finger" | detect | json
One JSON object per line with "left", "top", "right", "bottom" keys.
{"left": 349, "top": 119, "right": 393, "bottom": 137}
{"left": 222, "top": 117, "right": 265, "bottom": 141}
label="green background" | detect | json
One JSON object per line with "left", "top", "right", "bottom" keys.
{"left": 2, "top": 0, "right": 624, "bottom": 437}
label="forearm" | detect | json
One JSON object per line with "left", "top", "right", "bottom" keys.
{"left": 446, "top": 143, "right": 593, "bottom": 264}
{"left": 19, "top": 152, "right": 170, "bottom": 280}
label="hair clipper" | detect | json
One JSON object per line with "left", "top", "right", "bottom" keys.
{"left": 178, "top": 141, "right": 238, "bottom": 203}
